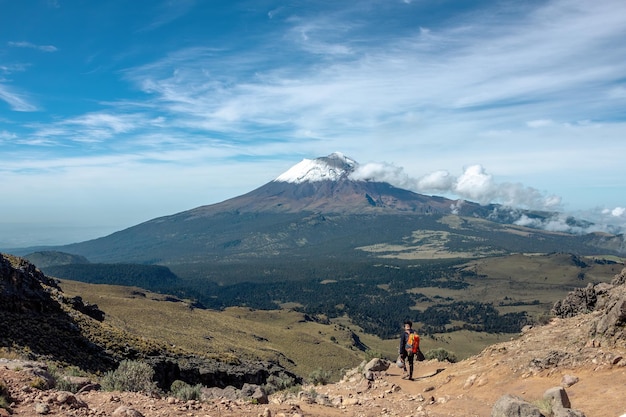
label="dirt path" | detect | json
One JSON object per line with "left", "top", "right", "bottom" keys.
{"left": 2, "top": 315, "right": 626, "bottom": 416}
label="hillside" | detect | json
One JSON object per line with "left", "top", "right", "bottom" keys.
{"left": 0, "top": 253, "right": 300, "bottom": 388}
{"left": 1, "top": 259, "right": 625, "bottom": 416}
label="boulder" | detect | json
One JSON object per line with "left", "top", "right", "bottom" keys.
{"left": 491, "top": 394, "right": 544, "bottom": 417}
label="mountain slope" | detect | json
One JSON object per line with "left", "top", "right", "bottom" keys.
{"left": 2, "top": 263, "right": 625, "bottom": 417}
{"left": 15, "top": 153, "right": 622, "bottom": 288}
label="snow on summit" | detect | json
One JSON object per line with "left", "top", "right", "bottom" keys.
{"left": 275, "top": 153, "right": 357, "bottom": 183}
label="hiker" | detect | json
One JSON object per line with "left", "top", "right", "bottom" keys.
{"left": 399, "top": 319, "right": 418, "bottom": 380}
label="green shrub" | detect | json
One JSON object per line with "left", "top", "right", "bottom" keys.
{"left": 0, "top": 381, "right": 11, "bottom": 410}
{"left": 29, "top": 377, "right": 48, "bottom": 390}
{"left": 425, "top": 348, "right": 457, "bottom": 363}
{"left": 0, "top": 396, "right": 9, "bottom": 411}
{"left": 265, "top": 373, "right": 297, "bottom": 394}
{"left": 46, "top": 364, "right": 82, "bottom": 393}
{"left": 308, "top": 368, "right": 331, "bottom": 386}
{"left": 54, "top": 378, "right": 80, "bottom": 393}
{"left": 533, "top": 398, "right": 553, "bottom": 416}
{"left": 169, "top": 380, "right": 202, "bottom": 401}
{"left": 100, "top": 360, "right": 158, "bottom": 393}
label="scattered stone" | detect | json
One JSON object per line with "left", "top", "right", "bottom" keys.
{"left": 34, "top": 402, "right": 50, "bottom": 415}
{"left": 343, "top": 397, "right": 359, "bottom": 406}
{"left": 561, "top": 374, "right": 579, "bottom": 388}
{"left": 463, "top": 374, "right": 477, "bottom": 389}
{"left": 112, "top": 405, "right": 145, "bottom": 417}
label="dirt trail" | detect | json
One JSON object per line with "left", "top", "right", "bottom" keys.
{"left": 2, "top": 314, "right": 626, "bottom": 416}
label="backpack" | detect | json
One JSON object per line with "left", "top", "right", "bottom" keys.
{"left": 405, "top": 331, "right": 419, "bottom": 354}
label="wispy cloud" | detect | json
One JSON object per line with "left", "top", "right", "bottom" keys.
{"left": 0, "top": 85, "right": 38, "bottom": 111}
{"left": 8, "top": 41, "right": 58, "bottom": 52}
{"left": 138, "top": 0, "right": 197, "bottom": 32}
{"left": 121, "top": 0, "right": 626, "bottom": 144}
{"left": 28, "top": 112, "right": 150, "bottom": 144}
{"left": 2, "top": 0, "right": 625, "bottom": 245}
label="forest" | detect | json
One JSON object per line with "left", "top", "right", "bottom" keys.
{"left": 43, "top": 258, "right": 528, "bottom": 340}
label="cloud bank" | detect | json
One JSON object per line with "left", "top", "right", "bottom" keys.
{"left": 351, "top": 162, "right": 625, "bottom": 236}
{"left": 351, "top": 162, "right": 561, "bottom": 210}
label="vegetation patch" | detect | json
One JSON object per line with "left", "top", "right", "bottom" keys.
{"left": 101, "top": 360, "right": 158, "bottom": 393}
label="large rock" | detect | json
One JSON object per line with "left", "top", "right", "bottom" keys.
{"left": 0, "top": 253, "right": 61, "bottom": 313}
{"left": 552, "top": 283, "right": 597, "bottom": 318}
{"left": 552, "top": 267, "right": 626, "bottom": 345}
{"left": 491, "top": 394, "right": 544, "bottom": 417}
{"left": 544, "top": 386, "right": 586, "bottom": 417}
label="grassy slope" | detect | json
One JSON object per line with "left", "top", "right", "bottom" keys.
{"left": 56, "top": 252, "right": 624, "bottom": 379}
{"left": 58, "top": 280, "right": 370, "bottom": 379}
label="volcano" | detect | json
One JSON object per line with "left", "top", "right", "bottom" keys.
{"left": 188, "top": 152, "right": 475, "bottom": 216}
{"left": 28, "top": 153, "right": 624, "bottom": 281}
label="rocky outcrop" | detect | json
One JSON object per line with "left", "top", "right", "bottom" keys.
{"left": 1, "top": 253, "right": 300, "bottom": 391}
{"left": 552, "top": 267, "right": 626, "bottom": 345}
{"left": 146, "top": 356, "right": 301, "bottom": 391}
{"left": 0, "top": 253, "right": 61, "bottom": 313}
{"left": 491, "top": 387, "right": 586, "bottom": 417}
{"left": 552, "top": 283, "right": 597, "bottom": 318}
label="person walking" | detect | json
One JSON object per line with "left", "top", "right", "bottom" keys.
{"left": 399, "top": 320, "right": 418, "bottom": 380}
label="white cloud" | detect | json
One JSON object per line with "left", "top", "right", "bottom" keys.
{"left": 527, "top": 119, "right": 554, "bottom": 128}
{"left": 604, "top": 207, "right": 626, "bottom": 218}
{"left": 351, "top": 162, "right": 562, "bottom": 212}
{"left": 0, "top": 85, "right": 38, "bottom": 111}
{"left": 2, "top": 0, "right": 626, "bottom": 245}
{"left": 8, "top": 41, "right": 57, "bottom": 52}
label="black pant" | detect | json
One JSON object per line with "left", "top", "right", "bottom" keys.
{"left": 401, "top": 350, "right": 414, "bottom": 378}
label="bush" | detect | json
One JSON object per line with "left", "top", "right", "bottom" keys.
{"left": 425, "top": 348, "right": 457, "bottom": 363}
{"left": 0, "top": 381, "right": 11, "bottom": 411}
{"left": 101, "top": 360, "right": 158, "bottom": 393}
{"left": 170, "top": 380, "right": 202, "bottom": 401}
{"left": 265, "top": 373, "right": 297, "bottom": 394}
{"left": 47, "top": 364, "right": 84, "bottom": 393}
{"left": 29, "top": 377, "right": 48, "bottom": 390}
{"left": 308, "top": 368, "right": 332, "bottom": 386}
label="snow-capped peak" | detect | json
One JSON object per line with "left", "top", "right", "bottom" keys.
{"left": 274, "top": 152, "right": 357, "bottom": 183}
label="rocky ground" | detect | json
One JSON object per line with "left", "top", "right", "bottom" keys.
{"left": 2, "top": 309, "right": 626, "bottom": 417}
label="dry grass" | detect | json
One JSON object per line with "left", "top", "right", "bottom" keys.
{"left": 58, "top": 280, "right": 371, "bottom": 378}
{"left": 54, "top": 251, "right": 623, "bottom": 377}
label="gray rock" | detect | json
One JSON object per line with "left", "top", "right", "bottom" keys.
{"left": 364, "top": 358, "right": 390, "bottom": 373}
{"left": 34, "top": 402, "right": 50, "bottom": 415}
{"left": 112, "top": 406, "right": 145, "bottom": 417}
{"left": 552, "top": 283, "right": 597, "bottom": 318}
{"left": 544, "top": 386, "right": 571, "bottom": 409}
{"left": 544, "top": 387, "right": 586, "bottom": 417}
{"left": 251, "top": 385, "right": 268, "bottom": 404}
{"left": 491, "top": 394, "right": 544, "bottom": 417}
{"left": 560, "top": 374, "right": 579, "bottom": 388}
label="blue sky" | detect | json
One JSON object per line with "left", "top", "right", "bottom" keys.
{"left": 1, "top": 0, "right": 625, "bottom": 248}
